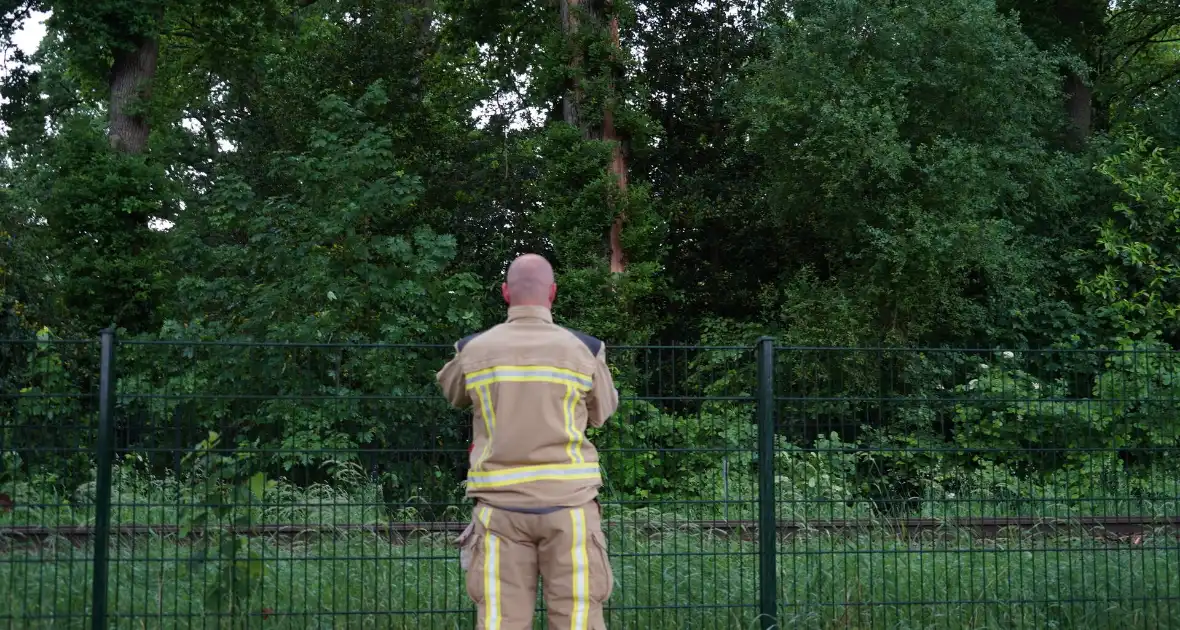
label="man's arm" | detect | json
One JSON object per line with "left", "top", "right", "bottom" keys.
{"left": 436, "top": 344, "right": 471, "bottom": 409}
{"left": 585, "top": 343, "right": 619, "bottom": 428}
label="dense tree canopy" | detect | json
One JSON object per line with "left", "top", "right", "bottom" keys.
{"left": 2, "top": 0, "right": 1177, "bottom": 348}
{"left": 2, "top": 0, "right": 1180, "bottom": 532}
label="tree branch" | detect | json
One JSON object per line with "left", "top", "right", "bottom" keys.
{"left": 1122, "top": 62, "right": 1180, "bottom": 107}
{"left": 1105, "top": 20, "right": 1179, "bottom": 79}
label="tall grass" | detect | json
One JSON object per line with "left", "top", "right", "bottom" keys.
{"left": 6, "top": 458, "right": 1180, "bottom": 530}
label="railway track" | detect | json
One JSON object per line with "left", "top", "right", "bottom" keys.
{"left": 3, "top": 515, "right": 1179, "bottom": 545}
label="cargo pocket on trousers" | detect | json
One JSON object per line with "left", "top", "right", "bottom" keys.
{"left": 457, "top": 521, "right": 485, "bottom": 603}
{"left": 589, "top": 530, "right": 613, "bottom": 603}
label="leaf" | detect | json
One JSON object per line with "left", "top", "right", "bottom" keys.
{"left": 246, "top": 553, "right": 266, "bottom": 579}
{"left": 248, "top": 472, "right": 267, "bottom": 500}
{"left": 219, "top": 536, "right": 239, "bottom": 559}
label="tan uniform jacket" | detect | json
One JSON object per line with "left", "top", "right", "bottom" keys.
{"left": 437, "top": 305, "right": 619, "bottom": 509}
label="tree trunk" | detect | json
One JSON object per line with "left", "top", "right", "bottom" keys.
{"left": 108, "top": 35, "right": 161, "bottom": 154}
{"left": 560, "top": 0, "right": 583, "bottom": 129}
{"left": 1054, "top": 0, "right": 1106, "bottom": 148}
{"left": 1063, "top": 70, "right": 1093, "bottom": 147}
{"left": 560, "top": 0, "right": 628, "bottom": 273}
{"left": 403, "top": 0, "right": 435, "bottom": 90}
{"left": 603, "top": 7, "right": 627, "bottom": 273}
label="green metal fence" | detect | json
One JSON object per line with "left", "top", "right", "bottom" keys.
{"left": 2, "top": 333, "right": 1179, "bottom": 628}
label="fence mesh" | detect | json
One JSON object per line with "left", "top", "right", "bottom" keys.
{"left": 1, "top": 339, "right": 101, "bottom": 628}
{"left": 773, "top": 347, "right": 1180, "bottom": 627}
{"left": 2, "top": 338, "right": 1179, "bottom": 628}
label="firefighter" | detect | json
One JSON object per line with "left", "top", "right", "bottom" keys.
{"left": 437, "top": 253, "right": 619, "bottom": 630}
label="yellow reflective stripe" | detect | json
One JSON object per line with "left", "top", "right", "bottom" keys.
{"left": 476, "top": 507, "right": 500, "bottom": 629}
{"left": 569, "top": 388, "right": 585, "bottom": 464}
{"left": 466, "top": 463, "right": 601, "bottom": 490}
{"left": 562, "top": 386, "right": 586, "bottom": 464}
{"left": 465, "top": 366, "right": 592, "bottom": 391}
{"left": 569, "top": 508, "right": 591, "bottom": 630}
{"left": 485, "top": 532, "right": 501, "bottom": 630}
{"left": 467, "top": 365, "right": 591, "bottom": 381}
{"left": 484, "top": 531, "right": 501, "bottom": 630}
{"left": 474, "top": 385, "right": 496, "bottom": 472}
{"left": 562, "top": 385, "right": 578, "bottom": 464}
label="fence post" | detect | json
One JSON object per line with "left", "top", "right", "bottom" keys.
{"left": 91, "top": 328, "right": 117, "bottom": 630}
{"left": 755, "top": 337, "right": 777, "bottom": 629}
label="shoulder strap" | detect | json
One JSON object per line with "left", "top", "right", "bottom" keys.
{"left": 456, "top": 331, "right": 484, "bottom": 352}
{"left": 563, "top": 328, "right": 603, "bottom": 357}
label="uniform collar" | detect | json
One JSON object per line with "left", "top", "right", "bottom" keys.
{"left": 506, "top": 305, "right": 554, "bottom": 323}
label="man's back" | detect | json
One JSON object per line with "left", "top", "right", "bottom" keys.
{"left": 439, "top": 254, "right": 618, "bottom": 630}
{"left": 437, "top": 305, "right": 619, "bottom": 509}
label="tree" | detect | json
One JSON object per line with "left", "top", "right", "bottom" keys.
{"left": 0, "top": 0, "right": 306, "bottom": 333}
{"left": 735, "top": 0, "right": 1077, "bottom": 346}
{"left": 998, "top": 0, "right": 1180, "bottom": 146}
{"left": 629, "top": 0, "right": 771, "bottom": 338}
{"left": 560, "top": 0, "right": 629, "bottom": 272}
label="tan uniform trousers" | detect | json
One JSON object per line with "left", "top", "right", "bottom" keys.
{"left": 458, "top": 501, "right": 613, "bottom": 630}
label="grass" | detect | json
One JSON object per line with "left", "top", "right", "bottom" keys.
{"left": 3, "top": 461, "right": 1180, "bottom": 628}
{"left": 2, "top": 523, "right": 1179, "bottom": 630}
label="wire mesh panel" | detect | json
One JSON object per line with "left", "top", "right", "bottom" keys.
{"left": 11, "top": 339, "right": 1180, "bottom": 628}
{"left": 0, "top": 339, "right": 101, "bottom": 629}
{"left": 773, "top": 346, "right": 1180, "bottom": 628}
{"left": 0, "top": 340, "right": 762, "bottom": 628}
{"left": 599, "top": 345, "right": 759, "bottom": 628}
{"left": 107, "top": 341, "right": 467, "bottom": 629}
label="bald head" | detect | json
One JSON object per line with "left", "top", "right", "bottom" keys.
{"left": 502, "top": 254, "right": 557, "bottom": 307}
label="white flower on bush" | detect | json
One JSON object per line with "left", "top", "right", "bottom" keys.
{"left": 1001, "top": 351, "right": 1015, "bottom": 360}
{"left": 967, "top": 379, "right": 978, "bottom": 390}
{"left": 1032, "top": 382, "right": 1041, "bottom": 390}
{"left": 979, "top": 363, "right": 989, "bottom": 370}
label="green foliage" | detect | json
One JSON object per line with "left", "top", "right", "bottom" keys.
{"left": 775, "top": 433, "right": 875, "bottom": 521}
{"left": 1091, "top": 340, "right": 1180, "bottom": 454}
{"left": 530, "top": 124, "right": 666, "bottom": 344}
{"left": 0, "top": 219, "right": 38, "bottom": 338}
{"left": 166, "top": 81, "right": 483, "bottom": 342}
{"left": 177, "top": 431, "right": 274, "bottom": 617}
{"left": 113, "top": 338, "right": 469, "bottom": 505}
{"left": 4, "top": 4, "right": 1180, "bottom": 624}
{"left": 101, "top": 82, "right": 485, "bottom": 488}
{"left": 1084, "top": 129, "right": 1180, "bottom": 337}
{"left": 0, "top": 329, "right": 94, "bottom": 487}
{"left": 595, "top": 399, "right": 756, "bottom": 508}
{"left": 738, "top": 0, "right": 1077, "bottom": 346}
{"left": 2, "top": 0, "right": 1180, "bottom": 557}
{"left": 949, "top": 356, "right": 1099, "bottom": 469}
{"left": 7, "top": 117, "right": 173, "bottom": 335}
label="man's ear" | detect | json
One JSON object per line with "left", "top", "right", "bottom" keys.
{"left": 501, "top": 282, "right": 511, "bottom": 304}
{"left": 548, "top": 283, "right": 557, "bottom": 305}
